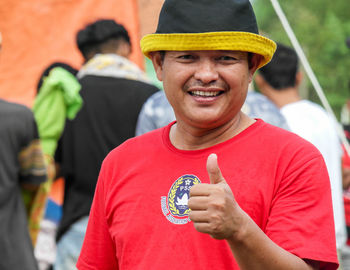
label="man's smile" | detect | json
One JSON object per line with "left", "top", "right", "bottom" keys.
{"left": 189, "top": 90, "right": 224, "bottom": 97}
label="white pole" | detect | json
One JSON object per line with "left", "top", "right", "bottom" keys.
{"left": 269, "top": 0, "right": 350, "bottom": 155}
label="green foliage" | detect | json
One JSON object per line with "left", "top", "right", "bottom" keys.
{"left": 253, "top": 0, "right": 350, "bottom": 119}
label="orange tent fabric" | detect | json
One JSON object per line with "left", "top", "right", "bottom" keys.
{"left": 0, "top": 0, "right": 143, "bottom": 108}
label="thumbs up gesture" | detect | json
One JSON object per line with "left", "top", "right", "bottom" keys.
{"left": 188, "top": 153, "right": 242, "bottom": 240}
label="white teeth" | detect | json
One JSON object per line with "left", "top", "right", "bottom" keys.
{"left": 191, "top": 90, "right": 220, "bottom": 97}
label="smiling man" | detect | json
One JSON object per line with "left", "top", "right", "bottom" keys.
{"left": 77, "top": 0, "right": 338, "bottom": 269}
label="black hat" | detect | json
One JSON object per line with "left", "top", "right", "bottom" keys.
{"left": 77, "top": 19, "right": 130, "bottom": 53}
{"left": 140, "top": 0, "right": 276, "bottom": 68}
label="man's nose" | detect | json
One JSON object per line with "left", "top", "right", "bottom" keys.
{"left": 193, "top": 59, "right": 219, "bottom": 84}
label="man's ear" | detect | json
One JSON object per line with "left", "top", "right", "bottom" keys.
{"left": 116, "top": 41, "right": 131, "bottom": 59}
{"left": 248, "top": 54, "right": 262, "bottom": 82}
{"left": 295, "top": 71, "right": 303, "bottom": 87}
{"left": 149, "top": 52, "right": 164, "bottom": 82}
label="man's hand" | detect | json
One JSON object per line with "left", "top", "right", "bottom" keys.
{"left": 188, "top": 153, "right": 244, "bottom": 240}
{"left": 189, "top": 154, "right": 321, "bottom": 270}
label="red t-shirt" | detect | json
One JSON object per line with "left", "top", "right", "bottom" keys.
{"left": 77, "top": 120, "right": 338, "bottom": 270}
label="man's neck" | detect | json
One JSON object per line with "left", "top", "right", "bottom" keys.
{"left": 169, "top": 112, "right": 255, "bottom": 150}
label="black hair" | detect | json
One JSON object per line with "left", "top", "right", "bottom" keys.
{"left": 76, "top": 19, "right": 130, "bottom": 60}
{"left": 259, "top": 43, "right": 298, "bottom": 90}
{"left": 36, "top": 62, "right": 78, "bottom": 93}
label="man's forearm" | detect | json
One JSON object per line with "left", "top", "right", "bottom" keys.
{"left": 227, "top": 211, "right": 318, "bottom": 270}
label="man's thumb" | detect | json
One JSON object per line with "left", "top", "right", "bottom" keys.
{"left": 207, "top": 153, "right": 225, "bottom": 185}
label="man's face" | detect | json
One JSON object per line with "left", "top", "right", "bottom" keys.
{"left": 151, "top": 50, "right": 259, "bottom": 129}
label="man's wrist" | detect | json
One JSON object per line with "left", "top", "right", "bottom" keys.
{"left": 226, "top": 208, "right": 252, "bottom": 245}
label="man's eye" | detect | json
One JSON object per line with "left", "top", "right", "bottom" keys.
{"left": 178, "top": 55, "right": 194, "bottom": 60}
{"left": 218, "top": 56, "right": 237, "bottom": 61}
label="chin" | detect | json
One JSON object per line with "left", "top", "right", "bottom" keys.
{"left": 187, "top": 116, "right": 227, "bottom": 129}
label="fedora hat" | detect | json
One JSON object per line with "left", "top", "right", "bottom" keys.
{"left": 141, "top": 0, "right": 276, "bottom": 68}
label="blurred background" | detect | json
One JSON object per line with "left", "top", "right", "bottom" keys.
{"left": 0, "top": 0, "right": 163, "bottom": 107}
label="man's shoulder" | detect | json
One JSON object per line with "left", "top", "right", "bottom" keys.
{"left": 0, "top": 99, "right": 34, "bottom": 126}
{"left": 0, "top": 99, "right": 32, "bottom": 115}
{"left": 258, "top": 120, "right": 320, "bottom": 152}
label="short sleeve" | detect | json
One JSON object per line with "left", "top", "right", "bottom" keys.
{"left": 266, "top": 152, "right": 338, "bottom": 269}
{"left": 77, "top": 159, "right": 119, "bottom": 270}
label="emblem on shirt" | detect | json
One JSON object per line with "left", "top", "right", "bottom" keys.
{"left": 161, "top": 174, "right": 201, "bottom": 225}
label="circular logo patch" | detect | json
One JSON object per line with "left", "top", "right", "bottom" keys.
{"left": 161, "top": 174, "right": 201, "bottom": 225}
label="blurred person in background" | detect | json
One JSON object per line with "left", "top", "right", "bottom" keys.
{"left": 32, "top": 61, "right": 82, "bottom": 270}
{"left": 53, "top": 19, "right": 159, "bottom": 270}
{"left": 0, "top": 31, "right": 47, "bottom": 270}
{"left": 255, "top": 42, "right": 347, "bottom": 264}
{"left": 30, "top": 62, "right": 82, "bottom": 244}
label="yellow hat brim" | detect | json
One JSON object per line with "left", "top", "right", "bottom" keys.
{"left": 140, "top": 32, "right": 276, "bottom": 69}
